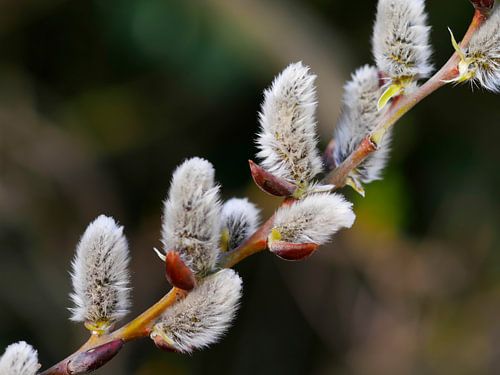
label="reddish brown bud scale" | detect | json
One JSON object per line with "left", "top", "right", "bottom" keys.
{"left": 151, "top": 334, "right": 178, "bottom": 353}
{"left": 470, "top": 0, "right": 495, "bottom": 10}
{"left": 66, "top": 340, "right": 123, "bottom": 374}
{"left": 165, "top": 251, "right": 196, "bottom": 291}
{"left": 269, "top": 241, "right": 319, "bottom": 261}
{"left": 248, "top": 160, "right": 297, "bottom": 197}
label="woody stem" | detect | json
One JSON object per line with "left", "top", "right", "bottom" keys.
{"left": 40, "top": 8, "right": 488, "bottom": 375}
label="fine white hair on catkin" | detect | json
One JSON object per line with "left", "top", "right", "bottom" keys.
{"left": 465, "top": 6, "right": 500, "bottom": 92}
{"left": 0, "top": 341, "right": 39, "bottom": 375}
{"left": 151, "top": 269, "right": 242, "bottom": 353}
{"left": 256, "top": 62, "right": 323, "bottom": 186}
{"left": 372, "top": 0, "right": 433, "bottom": 80}
{"left": 221, "top": 198, "right": 260, "bottom": 251}
{"left": 161, "top": 157, "right": 221, "bottom": 277}
{"left": 272, "top": 193, "right": 355, "bottom": 245}
{"left": 334, "top": 65, "right": 392, "bottom": 183}
{"left": 70, "top": 215, "right": 131, "bottom": 326}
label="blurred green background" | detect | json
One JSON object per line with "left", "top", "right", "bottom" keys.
{"left": 1, "top": 1, "right": 500, "bottom": 374}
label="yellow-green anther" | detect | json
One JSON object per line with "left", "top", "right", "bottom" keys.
{"left": 220, "top": 228, "right": 230, "bottom": 252}
{"left": 270, "top": 228, "right": 282, "bottom": 242}
{"left": 377, "top": 82, "right": 404, "bottom": 111}
{"left": 345, "top": 174, "right": 366, "bottom": 197}
{"left": 446, "top": 28, "right": 477, "bottom": 84}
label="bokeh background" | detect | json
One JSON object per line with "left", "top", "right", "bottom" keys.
{"left": 1, "top": 1, "right": 500, "bottom": 374}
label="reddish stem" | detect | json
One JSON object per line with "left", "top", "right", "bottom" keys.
{"left": 39, "top": 9, "right": 488, "bottom": 375}
{"left": 324, "top": 10, "right": 486, "bottom": 188}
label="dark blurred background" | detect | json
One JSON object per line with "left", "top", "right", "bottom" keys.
{"left": 1, "top": 1, "right": 499, "bottom": 374}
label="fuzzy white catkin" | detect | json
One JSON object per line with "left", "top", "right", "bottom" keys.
{"left": 70, "top": 215, "right": 131, "bottom": 326}
{"left": 334, "top": 65, "right": 392, "bottom": 183}
{"left": 151, "top": 269, "right": 242, "bottom": 353}
{"left": 0, "top": 341, "right": 39, "bottom": 375}
{"left": 272, "top": 193, "right": 355, "bottom": 245}
{"left": 465, "top": 6, "right": 500, "bottom": 92}
{"left": 161, "top": 157, "right": 221, "bottom": 276}
{"left": 257, "top": 62, "right": 323, "bottom": 186}
{"left": 373, "top": 0, "right": 433, "bottom": 81}
{"left": 221, "top": 198, "right": 260, "bottom": 251}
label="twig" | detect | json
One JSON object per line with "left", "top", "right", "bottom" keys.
{"left": 41, "top": 216, "right": 274, "bottom": 374}
{"left": 324, "top": 9, "right": 487, "bottom": 189}
{"left": 40, "top": 9, "right": 488, "bottom": 375}
{"left": 40, "top": 288, "right": 186, "bottom": 375}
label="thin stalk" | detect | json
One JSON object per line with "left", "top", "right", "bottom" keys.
{"left": 220, "top": 196, "right": 297, "bottom": 267}
{"left": 221, "top": 214, "right": 275, "bottom": 268}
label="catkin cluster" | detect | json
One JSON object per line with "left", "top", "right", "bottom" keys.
{"left": 3, "top": 1, "right": 499, "bottom": 373}
{"left": 331, "top": 0, "right": 435, "bottom": 194}
{"left": 254, "top": 62, "right": 356, "bottom": 257}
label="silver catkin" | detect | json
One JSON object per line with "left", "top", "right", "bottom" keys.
{"left": 70, "top": 215, "right": 131, "bottom": 328}
{"left": 161, "top": 157, "right": 221, "bottom": 276}
{"left": 257, "top": 62, "right": 323, "bottom": 187}
{"left": 151, "top": 269, "right": 242, "bottom": 353}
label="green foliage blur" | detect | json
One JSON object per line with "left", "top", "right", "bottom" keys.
{"left": 1, "top": 1, "right": 499, "bottom": 374}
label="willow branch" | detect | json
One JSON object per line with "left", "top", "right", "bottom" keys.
{"left": 324, "top": 9, "right": 487, "bottom": 189}
{"left": 41, "top": 211, "right": 276, "bottom": 374}
{"left": 40, "top": 8, "right": 488, "bottom": 375}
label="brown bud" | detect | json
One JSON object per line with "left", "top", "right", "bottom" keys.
{"left": 151, "top": 332, "right": 178, "bottom": 353}
{"left": 470, "top": 0, "right": 495, "bottom": 11}
{"left": 165, "top": 251, "right": 196, "bottom": 291}
{"left": 248, "top": 160, "right": 297, "bottom": 197}
{"left": 269, "top": 240, "right": 319, "bottom": 261}
{"left": 67, "top": 340, "right": 123, "bottom": 374}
